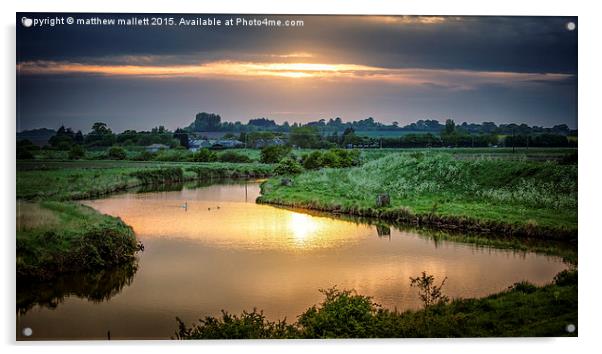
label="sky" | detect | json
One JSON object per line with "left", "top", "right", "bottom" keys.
{"left": 16, "top": 14, "right": 578, "bottom": 132}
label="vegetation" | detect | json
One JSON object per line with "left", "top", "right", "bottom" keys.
{"left": 258, "top": 152, "right": 577, "bottom": 240}
{"left": 175, "top": 269, "right": 577, "bottom": 338}
{"left": 260, "top": 145, "right": 292, "bottom": 164}
{"left": 274, "top": 158, "right": 304, "bottom": 176}
{"left": 17, "top": 160, "right": 275, "bottom": 201}
{"left": 16, "top": 201, "right": 138, "bottom": 280}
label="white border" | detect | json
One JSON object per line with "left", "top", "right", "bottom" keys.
{"left": 2, "top": 1, "right": 601, "bottom": 353}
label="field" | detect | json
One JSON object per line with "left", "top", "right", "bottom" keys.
{"left": 258, "top": 151, "right": 577, "bottom": 240}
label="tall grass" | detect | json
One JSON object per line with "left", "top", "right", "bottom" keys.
{"left": 259, "top": 153, "right": 577, "bottom": 235}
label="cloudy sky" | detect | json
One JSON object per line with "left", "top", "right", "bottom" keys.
{"left": 16, "top": 14, "right": 577, "bottom": 132}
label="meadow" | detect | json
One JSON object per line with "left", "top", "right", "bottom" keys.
{"left": 259, "top": 151, "right": 577, "bottom": 240}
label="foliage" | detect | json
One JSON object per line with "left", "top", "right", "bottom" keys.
{"left": 16, "top": 201, "right": 138, "bottom": 280}
{"left": 297, "top": 287, "right": 379, "bottom": 338}
{"left": 129, "top": 167, "right": 184, "bottom": 184}
{"left": 302, "top": 149, "right": 361, "bottom": 169}
{"left": 409, "top": 272, "right": 449, "bottom": 308}
{"left": 68, "top": 144, "right": 86, "bottom": 160}
{"left": 176, "top": 270, "right": 577, "bottom": 338}
{"left": 274, "top": 157, "right": 304, "bottom": 175}
{"left": 260, "top": 145, "right": 292, "bottom": 164}
{"left": 218, "top": 151, "right": 252, "bottom": 163}
{"left": 107, "top": 146, "right": 127, "bottom": 160}
{"left": 17, "top": 139, "right": 37, "bottom": 159}
{"left": 192, "top": 148, "right": 217, "bottom": 162}
{"left": 174, "top": 310, "right": 296, "bottom": 339}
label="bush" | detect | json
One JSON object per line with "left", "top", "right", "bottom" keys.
{"left": 132, "top": 151, "right": 156, "bottom": 161}
{"left": 302, "top": 151, "right": 323, "bottom": 170}
{"left": 302, "top": 149, "right": 361, "bottom": 170}
{"left": 260, "top": 145, "right": 291, "bottom": 164}
{"left": 175, "top": 310, "right": 296, "bottom": 339}
{"left": 553, "top": 269, "right": 577, "bottom": 286}
{"left": 192, "top": 148, "right": 218, "bottom": 162}
{"left": 68, "top": 145, "right": 86, "bottom": 160}
{"left": 154, "top": 149, "right": 190, "bottom": 161}
{"left": 218, "top": 151, "right": 251, "bottom": 163}
{"left": 17, "top": 142, "right": 35, "bottom": 159}
{"left": 107, "top": 146, "right": 127, "bottom": 160}
{"left": 297, "top": 288, "right": 378, "bottom": 338}
{"left": 274, "top": 157, "right": 304, "bottom": 175}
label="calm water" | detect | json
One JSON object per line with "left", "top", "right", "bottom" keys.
{"left": 17, "top": 180, "right": 568, "bottom": 340}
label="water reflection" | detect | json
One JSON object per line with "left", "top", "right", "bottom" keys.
{"left": 17, "top": 180, "right": 569, "bottom": 340}
{"left": 17, "top": 262, "right": 137, "bottom": 315}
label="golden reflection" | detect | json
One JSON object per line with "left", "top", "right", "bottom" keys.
{"left": 82, "top": 185, "right": 371, "bottom": 251}
{"left": 288, "top": 212, "right": 319, "bottom": 244}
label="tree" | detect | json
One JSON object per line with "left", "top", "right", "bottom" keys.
{"left": 92, "top": 122, "right": 112, "bottom": 135}
{"left": 260, "top": 146, "right": 291, "bottom": 164}
{"left": 173, "top": 128, "right": 190, "bottom": 149}
{"left": 68, "top": 145, "right": 86, "bottom": 160}
{"left": 409, "top": 271, "right": 449, "bottom": 309}
{"left": 444, "top": 119, "right": 456, "bottom": 135}
{"left": 107, "top": 146, "right": 127, "bottom": 160}
{"left": 190, "top": 112, "right": 222, "bottom": 131}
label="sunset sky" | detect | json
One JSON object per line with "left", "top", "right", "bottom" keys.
{"left": 17, "top": 14, "right": 578, "bottom": 132}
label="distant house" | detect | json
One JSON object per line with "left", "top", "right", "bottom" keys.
{"left": 252, "top": 138, "right": 285, "bottom": 148}
{"left": 188, "top": 139, "right": 214, "bottom": 152}
{"left": 145, "top": 144, "right": 169, "bottom": 153}
{"left": 189, "top": 138, "right": 243, "bottom": 151}
{"left": 217, "top": 139, "right": 244, "bottom": 148}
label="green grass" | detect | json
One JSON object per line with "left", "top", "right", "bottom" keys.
{"left": 17, "top": 160, "right": 274, "bottom": 201}
{"left": 258, "top": 152, "right": 577, "bottom": 239}
{"left": 16, "top": 201, "right": 138, "bottom": 280}
{"left": 175, "top": 269, "right": 577, "bottom": 338}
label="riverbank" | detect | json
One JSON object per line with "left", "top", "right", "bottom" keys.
{"left": 16, "top": 201, "right": 138, "bottom": 280}
{"left": 175, "top": 269, "right": 577, "bottom": 338}
{"left": 258, "top": 153, "right": 577, "bottom": 242}
{"left": 16, "top": 160, "right": 274, "bottom": 279}
{"left": 17, "top": 160, "right": 274, "bottom": 201}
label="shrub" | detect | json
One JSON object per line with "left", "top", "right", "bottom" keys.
{"left": 107, "top": 146, "right": 127, "bottom": 160}
{"left": 509, "top": 281, "right": 537, "bottom": 294}
{"left": 68, "top": 145, "right": 86, "bottom": 160}
{"left": 192, "top": 148, "right": 218, "bottom": 162}
{"left": 132, "top": 151, "right": 156, "bottom": 161}
{"left": 154, "top": 149, "right": 190, "bottom": 161}
{"left": 302, "top": 151, "right": 323, "bottom": 170}
{"left": 17, "top": 139, "right": 39, "bottom": 160}
{"left": 174, "top": 310, "right": 296, "bottom": 339}
{"left": 274, "top": 157, "right": 303, "bottom": 175}
{"left": 297, "top": 287, "right": 378, "bottom": 338}
{"left": 409, "top": 271, "right": 449, "bottom": 308}
{"left": 218, "top": 151, "right": 251, "bottom": 163}
{"left": 553, "top": 269, "right": 577, "bottom": 286}
{"left": 260, "top": 145, "right": 291, "bottom": 164}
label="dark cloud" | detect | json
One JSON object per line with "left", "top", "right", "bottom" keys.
{"left": 17, "top": 14, "right": 577, "bottom": 73}
{"left": 16, "top": 13, "right": 578, "bottom": 131}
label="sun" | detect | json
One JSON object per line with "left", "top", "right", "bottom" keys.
{"left": 288, "top": 212, "right": 320, "bottom": 243}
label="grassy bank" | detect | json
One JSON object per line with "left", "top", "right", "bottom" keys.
{"left": 258, "top": 153, "right": 577, "bottom": 241}
{"left": 17, "top": 160, "right": 274, "bottom": 201}
{"left": 175, "top": 269, "right": 577, "bottom": 338}
{"left": 16, "top": 201, "right": 138, "bottom": 280}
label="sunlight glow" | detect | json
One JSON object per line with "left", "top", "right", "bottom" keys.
{"left": 17, "top": 59, "right": 573, "bottom": 89}
{"left": 288, "top": 212, "right": 320, "bottom": 244}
